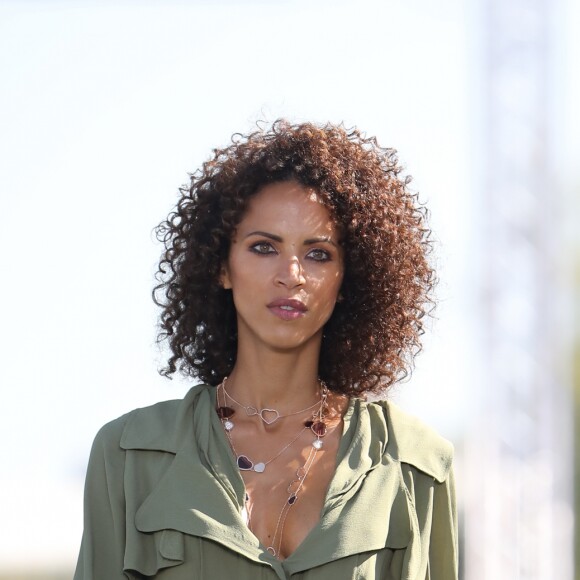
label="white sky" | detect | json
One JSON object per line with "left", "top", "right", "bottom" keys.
{"left": 0, "top": 0, "right": 576, "bottom": 572}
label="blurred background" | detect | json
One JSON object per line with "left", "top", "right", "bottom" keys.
{"left": 0, "top": 0, "right": 578, "bottom": 578}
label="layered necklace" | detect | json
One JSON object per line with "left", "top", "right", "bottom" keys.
{"left": 216, "top": 377, "right": 329, "bottom": 558}
{"left": 223, "top": 379, "right": 324, "bottom": 426}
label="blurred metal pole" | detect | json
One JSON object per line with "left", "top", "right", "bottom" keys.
{"left": 464, "top": 0, "right": 574, "bottom": 578}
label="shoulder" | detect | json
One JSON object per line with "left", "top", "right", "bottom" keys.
{"left": 364, "top": 398, "right": 454, "bottom": 483}
{"left": 93, "top": 383, "right": 211, "bottom": 454}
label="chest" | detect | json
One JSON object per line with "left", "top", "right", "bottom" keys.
{"left": 239, "top": 421, "right": 342, "bottom": 559}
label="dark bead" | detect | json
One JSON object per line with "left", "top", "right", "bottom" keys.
{"left": 304, "top": 420, "right": 314, "bottom": 427}
{"left": 288, "top": 494, "right": 297, "bottom": 505}
{"left": 311, "top": 421, "right": 327, "bottom": 436}
{"left": 237, "top": 455, "right": 253, "bottom": 470}
{"left": 216, "top": 406, "right": 235, "bottom": 419}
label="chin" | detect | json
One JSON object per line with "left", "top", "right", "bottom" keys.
{"left": 264, "top": 329, "right": 323, "bottom": 353}
{"left": 236, "top": 314, "right": 326, "bottom": 353}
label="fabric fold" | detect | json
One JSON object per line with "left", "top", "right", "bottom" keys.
{"left": 82, "top": 383, "right": 456, "bottom": 579}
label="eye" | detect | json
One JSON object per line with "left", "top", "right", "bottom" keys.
{"left": 249, "top": 241, "right": 277, "bottom": 255}
{"left": 306, "top": 248, "right": 331, "bottom": 262}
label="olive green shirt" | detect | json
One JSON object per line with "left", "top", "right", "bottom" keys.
{"left": 74, "top": 384, "right": 458, "bottom": 579}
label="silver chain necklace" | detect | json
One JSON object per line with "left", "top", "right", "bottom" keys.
{"left": 222, "top": 376, "right": 326, "bottom": 425}
{"left": 266, "top": 442, "right": 318, "bottom": 557}
{"left": 215, "top": 379, "right": 330, "bottom": 558}
{"left": 217, "top": 382, "right": 327, "bottom": 473}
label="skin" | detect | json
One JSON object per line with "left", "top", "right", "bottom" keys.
{"left": 220, "top": 181, "right": 349, "bottom": 558}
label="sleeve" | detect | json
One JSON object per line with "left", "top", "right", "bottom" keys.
{"left": 74, "top": 418, "right": 128, "bottom": 580}
{"left": 427, "top": 466, "right": 458, "bottom": 580}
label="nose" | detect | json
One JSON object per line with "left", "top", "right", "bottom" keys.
{"left": 275, "top": 256, "right": 306, "bottom": 288}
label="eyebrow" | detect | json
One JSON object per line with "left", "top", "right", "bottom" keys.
{"left": 244, "top": 231, "right": 339, "bottom": 248}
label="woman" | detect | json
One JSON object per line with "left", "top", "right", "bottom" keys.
{"left": 75, "top": 121, "right": 458, "bottom": 579}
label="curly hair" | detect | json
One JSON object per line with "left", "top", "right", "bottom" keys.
{"left": 153, "top": 120, "right": 435, "bottom": 397}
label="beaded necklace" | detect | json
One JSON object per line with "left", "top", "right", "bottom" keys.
{"left": 216, "top": 379, "right": 329, "bottom": 558}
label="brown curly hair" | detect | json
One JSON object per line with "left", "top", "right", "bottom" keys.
{"left": 153, "top": 120, "right": 435, "bottom": 397}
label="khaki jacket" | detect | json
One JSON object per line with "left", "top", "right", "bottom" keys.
{"left": 74, "top": 384, "right": 458, "bottom": 579}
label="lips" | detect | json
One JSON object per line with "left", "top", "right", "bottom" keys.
{"left": 267, "top": 298, "right": 307, "bottom": 321}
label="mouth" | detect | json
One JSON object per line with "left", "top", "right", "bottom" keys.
{"left": 268, "top": 298, "right": 307, "bottom": 311}
{"left": 267, "top": 298, "right": 307, "bottom": 320}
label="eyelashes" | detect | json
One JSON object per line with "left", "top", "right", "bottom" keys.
{"left": 306, "top": 248, "right": 331, "bottom": 262}
{"left": 249, "top": 242, "right": 276, "bottom": 255}
{"left": 248, "top": 241, "right": 332, "bottom": 262}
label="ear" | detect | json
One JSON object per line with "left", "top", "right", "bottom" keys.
{"left": 220, "top": 265, "right": 232, "bottom": 289}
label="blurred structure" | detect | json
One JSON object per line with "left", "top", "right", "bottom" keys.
{"left": 575, "top": 321, "right": 580, "bottom": 580}
{"left": 464, "top": 0, "right": 575, "bottom": 578}
{"left": 575, "top": 331, "right": 580, "bottom": 580}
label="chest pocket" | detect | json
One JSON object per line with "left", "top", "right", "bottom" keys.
{"left": 288, "top": 547, "right": 408, "bottom": 580}
{"left": 123, "top": 530, "right": 184, "bottom": 579}
{"left": 124, "top": 531, "right": 281, "bottom": 580}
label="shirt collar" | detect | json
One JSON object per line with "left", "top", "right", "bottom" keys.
{"left": 119, "top": 385, "right": 419, "bottom": 575}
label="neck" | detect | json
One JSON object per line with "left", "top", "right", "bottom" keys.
{"left": 225, "top": 343, "right": 322, "bottom": 411}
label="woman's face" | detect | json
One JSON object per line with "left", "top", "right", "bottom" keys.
{"left": 221, "top": 181, "right": 344, "bottom": 353}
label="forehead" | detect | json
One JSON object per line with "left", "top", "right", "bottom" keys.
{"left": 239, "top": 181, "right": 337, "bottom": 232}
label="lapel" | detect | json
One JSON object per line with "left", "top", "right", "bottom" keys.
{"left": 282, "top": 399, "right": 417, "bottom": 575}
{"left": 119, "top": 385, "right": 419, "bottom": 576}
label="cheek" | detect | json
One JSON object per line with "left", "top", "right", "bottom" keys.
{"left": 316, "top": 264, "right": 344, "bottom": 291}
{"left": 234, "top": 259, "right": 268, "bottom": 285}
{"left": 228, "top": 261, "right": 270, "bottom": 300}
{"left": 310, "top": 272, "right": 343, "bottom": 307}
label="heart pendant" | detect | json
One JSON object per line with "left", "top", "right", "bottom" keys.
{"left": 237, "top": 455, "right": 253, "bottom": 470}
{"left": 259, "top": 408, "right": 280, "bottom": 425}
